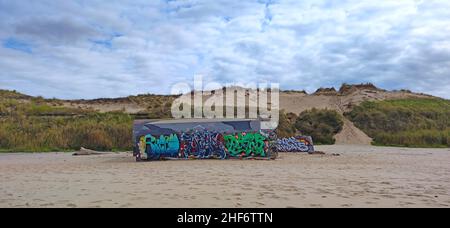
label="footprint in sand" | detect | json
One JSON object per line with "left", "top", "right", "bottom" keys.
{"left": 253, "top": 202, "right": 265, "bottom": 206}
{"left": 310, "top": 204, "right": 323, "bottom": 207}
{"left": 40, "top": 203, "right": 55, "bottom": 207}
{"left": 120, "top": 203, "right": 133, "bottom": 207}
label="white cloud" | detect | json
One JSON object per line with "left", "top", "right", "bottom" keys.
{"left": 0, "top": 0, "right": 449, "bottom": 99}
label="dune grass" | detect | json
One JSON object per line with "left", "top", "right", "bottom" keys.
{"left": 0, "top": 97, "right": 133, "bottom": 152}
{"left": 345, "top": 98, "right": 450, "bottom": 148}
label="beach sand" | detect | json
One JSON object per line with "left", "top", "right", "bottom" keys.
{"left": 1, "top": 145, "right": 449, "bottom": 208}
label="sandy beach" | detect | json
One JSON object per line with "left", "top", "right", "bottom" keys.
{"left": 1, "top": 145, "right": 449, "bottom": 208}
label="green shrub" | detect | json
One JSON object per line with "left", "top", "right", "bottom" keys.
{"left": 276, "top": 110, "right": 298, "bottom": 138}
{"left": 294, "top": 108, "right": 344, "bottom": 144}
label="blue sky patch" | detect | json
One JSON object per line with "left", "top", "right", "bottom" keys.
{"left": 2, "top": 38, "right": 32, "bottom": 53}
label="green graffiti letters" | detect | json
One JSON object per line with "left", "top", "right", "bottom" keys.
{"left": 224, "top": 133, "right": 267, "bottom": 157}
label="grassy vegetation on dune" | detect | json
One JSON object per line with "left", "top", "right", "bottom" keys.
{"left": 0, "top": 97, "right": 132, "bottom": 152}
{"left": 0, "top": 113, "right": 133, "bottom": 152}
{"left": 345, "top": 98, "right": 450, "bottom": 148}
{"left": 0, "top": 90, "right": 31, "bottom": 99}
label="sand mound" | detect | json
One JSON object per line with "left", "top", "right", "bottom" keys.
{"left": 334, "top": 118, "right": 372, "bottom": 145}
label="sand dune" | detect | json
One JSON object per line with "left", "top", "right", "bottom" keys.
{"left": 1, "top": 145, "right": 449, "bottom": 208}
{"left": 3, "top": 85, "right": 436, "bottom": 146}
{"left": 334, "top": 118, "right": 373, "bottom": 145}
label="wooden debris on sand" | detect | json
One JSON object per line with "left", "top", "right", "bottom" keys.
{"left": 72, "top": 147, "right": 112, "bottom": 156}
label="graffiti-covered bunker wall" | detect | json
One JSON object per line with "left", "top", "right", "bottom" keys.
{"left": 133, "top": 119, "right": 276, "bottom": 161}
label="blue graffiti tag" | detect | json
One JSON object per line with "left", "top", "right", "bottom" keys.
{"left": 145, "top": 134, "right": 180, "bottom": 158}
{"left": 180, "top": 131, "right": 227, "bottom": 159}
{"left": 275, "top": 136, "right": 314, "bottom": 152}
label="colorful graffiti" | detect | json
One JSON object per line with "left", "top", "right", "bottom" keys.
{"left": 133, "top": 119, "right": 278, "bottom": 161}
{"left": 138, "top": 136, "right": 147, "bottom": 160}
{"left": 275, "top": 136, "right": 314, "bottom": 153}
{"left": 145, "top": 134, "right": 180, "bottom": 159}
{"left": 224, "top": 132, "right": 268, "bottom": 157}
{"left": 180, "top": 131, "right": 227, "bottom": 159}
{"left": 136, "top": 131, "right": 273, "bottom": 160}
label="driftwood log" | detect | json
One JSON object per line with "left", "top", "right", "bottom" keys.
{"left": 72, "top": 147, "right": 112, "bottom": 156}
{"left": 308, "top": 151, "right": 326, "bottom": 155}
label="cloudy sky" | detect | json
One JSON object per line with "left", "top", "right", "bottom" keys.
{"left": 0, "top": 0, "right": 449, "bottom": 99}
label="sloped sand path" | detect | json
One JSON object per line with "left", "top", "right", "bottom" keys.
{"left": 334, "top": 118, "right": 373, "bottom": 145}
